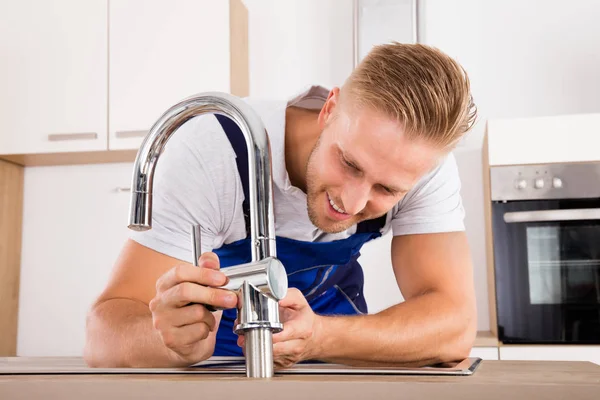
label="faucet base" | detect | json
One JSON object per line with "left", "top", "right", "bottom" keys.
{"left": 234, "top": 283, "right": 282, "bottom": 378}
{"left": 244, "top": 327, "right": 274, "bottom": 378}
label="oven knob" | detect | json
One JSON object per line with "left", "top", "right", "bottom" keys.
{"left": 552, "top": 177, "right": 563, "bottom": 188}
{"left": 534, "top": 178, "right": 545, "bottom": 189}
{"left": 515, "top": 179, "right": 527, "bottom": 190}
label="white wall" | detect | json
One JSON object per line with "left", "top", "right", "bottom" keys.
{"left": 245, "top": 0, "right": 354, "bottom": 99}
{"left": 16, "top": 0, "right": 600, "bottom": 355}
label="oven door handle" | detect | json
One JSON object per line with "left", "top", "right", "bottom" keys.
{"left": 503, "top": 208, "right": 600, "bottom": 223}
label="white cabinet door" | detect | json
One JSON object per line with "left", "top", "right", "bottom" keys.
{"left": 109, "top": 0, "right": 231, "bottom": 151}
{"left": 500, "top": 346, "right": 600, "bottom": 366}
{"left": 0, "top": 0, "right": 107, "bottom": 155}
{"left": 469, "top": 347, "right": 499, "bottom": 361}
{"left": 17, "top": 163, "right": 133, "bottom": 356}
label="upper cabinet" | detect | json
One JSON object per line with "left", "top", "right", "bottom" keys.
{"left": 109, "top": 0, "right": 239, "bottom": 150}
{"left": 0, "top": 0, "right": 247, "bottom": 162}
{"left": 0, "top": 0, "right": 108, "bottom": 155}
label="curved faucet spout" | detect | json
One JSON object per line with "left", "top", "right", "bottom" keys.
{"left": 128, "top": 91, "right": 276, "bottom": 261}
{"left": 127, "top": 91, "right": 287, "bottom": 378}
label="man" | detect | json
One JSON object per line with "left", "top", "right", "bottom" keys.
{"left": 84, "top": 42, "right": 478, "bottom": 369}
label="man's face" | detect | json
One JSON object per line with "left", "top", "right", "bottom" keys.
{"left": 305, "top": 89, "right": 445, "bottom": 234}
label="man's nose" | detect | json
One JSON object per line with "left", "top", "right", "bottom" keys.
{"left": 341, "top": 181, "right": 370, "bottom": 215}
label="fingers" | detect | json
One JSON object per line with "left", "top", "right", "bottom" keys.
{"left": 159, "top": 282, "right": 238, "bottom": 309}
{"left": 149, "top": 252, "right": 231, "bottom": 363}
{"left": 197, "top": 252, "right": 220, "bottom": 271}
{"left": 170, "top": 304, "right": 218, "bottom": 330}
{"left": 159, "top": 322, "right": 213, "bottom": 349}
{"left": 278, "top": 288, "right": 308, "bottom": 310}
{"left": 152, "top": 303, "right": 218, "bottom": 332}
{"left": 156, "top": 260, "right": 226, "bottom": 293}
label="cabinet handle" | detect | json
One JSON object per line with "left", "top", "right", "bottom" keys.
{"left": 47, "top": 132, "right": 98, "bottom": 141}
{"left": 115, "top": 187, "right": 131, "bottom": 192}
{"left": 115, "top": 130, "right": 148, "bottom": 139}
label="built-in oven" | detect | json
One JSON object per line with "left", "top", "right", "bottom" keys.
{"left": 490, "top": 162, "right": 600, "bottom": 344}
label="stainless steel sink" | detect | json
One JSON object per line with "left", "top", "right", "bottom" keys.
{"left": 190, "top": 356, "right": 482, "bottom": 376}
{"left": 0, "top": 357, "right": 482, "bottom": 376}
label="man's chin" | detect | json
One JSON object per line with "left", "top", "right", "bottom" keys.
{"left": 319, "top": 224, "right": 351, "bottom": 234}
{"left": 312, "top": 216, "right": 357, "bottom": 234}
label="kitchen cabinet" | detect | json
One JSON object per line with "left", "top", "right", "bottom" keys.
{"left": 499, "top": 346, "right": 600, "bottom": 366}
{"left": 17, "top": 163, "right": 133, "bottom": 356}
{"left": 486, "top": 113, "right": 600, "bottom": 167}
{"left": 0, "top": 0, "right": 108, "bottom": 155}
{"left": 108, "top": 0, "right": 235, "bottom": 151}
{"left": 0, "top": 0, "right": 246, "bottom": 162}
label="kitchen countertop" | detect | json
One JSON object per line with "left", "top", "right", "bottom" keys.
{"left": 1, "top": 357, "right": 598, "bottom": 399}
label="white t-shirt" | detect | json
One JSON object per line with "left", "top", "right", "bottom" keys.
{"left": 129, "top": 86, "right": 465, "bottom": 263}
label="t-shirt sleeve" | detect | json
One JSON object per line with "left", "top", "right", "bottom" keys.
{"left": 391, "top": 152, "right": 465, "bottom": 236}
{"left": 128, "top": 115, "right": 245, "bottom": 263}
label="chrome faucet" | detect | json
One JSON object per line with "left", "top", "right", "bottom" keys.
{"left": 127, "top": 92, "right": 288, "bottom": 378}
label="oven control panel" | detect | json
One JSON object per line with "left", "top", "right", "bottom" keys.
{"left": 514, "top": 176, "right": 563, "bottom": 191}
{"left": 490, "top": 162, "right": 600, "bottom": 201}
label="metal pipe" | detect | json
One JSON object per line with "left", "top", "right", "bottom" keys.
{"left": 127, "top": 91, "right": 287, "bottom": 378}
{"left": 245, "top": 328, "right": 274, "bottom": 378}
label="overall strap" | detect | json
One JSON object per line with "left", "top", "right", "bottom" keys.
{"left": 355, "top": 214, "right": 387, "bottom": 234}
{"left": 215, "top": 113, "right": 386, "bottom": 236}
{"left": 215, "top": 114, "right": 251, "bottom": 237}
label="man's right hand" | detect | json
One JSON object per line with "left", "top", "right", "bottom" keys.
{"left": 148, "top": 252, "right": 238, "bottom": 364}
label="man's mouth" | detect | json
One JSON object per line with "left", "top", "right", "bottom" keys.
{"left": 327, "top": 192, "right": 347, "bottom": 214}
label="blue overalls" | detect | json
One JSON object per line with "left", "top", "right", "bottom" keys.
{"left": 212, "top": 115, "right": 386, "bottom": 356}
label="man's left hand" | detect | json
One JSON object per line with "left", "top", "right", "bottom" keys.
{"left": 237, "top": 288, "right": 323, "bottom": 369}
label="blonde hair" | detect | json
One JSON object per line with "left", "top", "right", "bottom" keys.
{"left": 341, "top": 42, "right": 477, "bottom": 148}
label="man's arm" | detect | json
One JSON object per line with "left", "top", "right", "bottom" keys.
{"left": 84, "top": 239, "right": 233, "bottom": 368}
{"left": 311, "top": 231, "right": 477, "bottom": 367}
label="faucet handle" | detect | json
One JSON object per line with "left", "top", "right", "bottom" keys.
{"left": 190, "top": 224, "right": 287, "bottom": 314}
{"left": 191, "top": 224, "right": 218, "bottom": 312}
{"left": 191, "top": 224, "right": 202, "bottom": 267}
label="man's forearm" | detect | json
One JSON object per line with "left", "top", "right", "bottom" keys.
{"left": 84, "top": 298, "right": 203, "bottom": 368}
{"left": 313, "top": 291, "right": 477, "bottom": 367}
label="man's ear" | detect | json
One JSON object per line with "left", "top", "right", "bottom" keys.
{"left": 318, "top": 87, "right": 340, "bottom": 129}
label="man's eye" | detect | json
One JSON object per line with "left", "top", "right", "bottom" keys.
{"left": 379, "top": 185, "right": 396, "bottom": 195}
{"left": 343, "top": 158, "right": 357, "bottom": 170}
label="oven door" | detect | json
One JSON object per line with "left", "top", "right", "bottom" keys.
{"left": 492, "top": 198, "right": 600, "bottom": 344}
